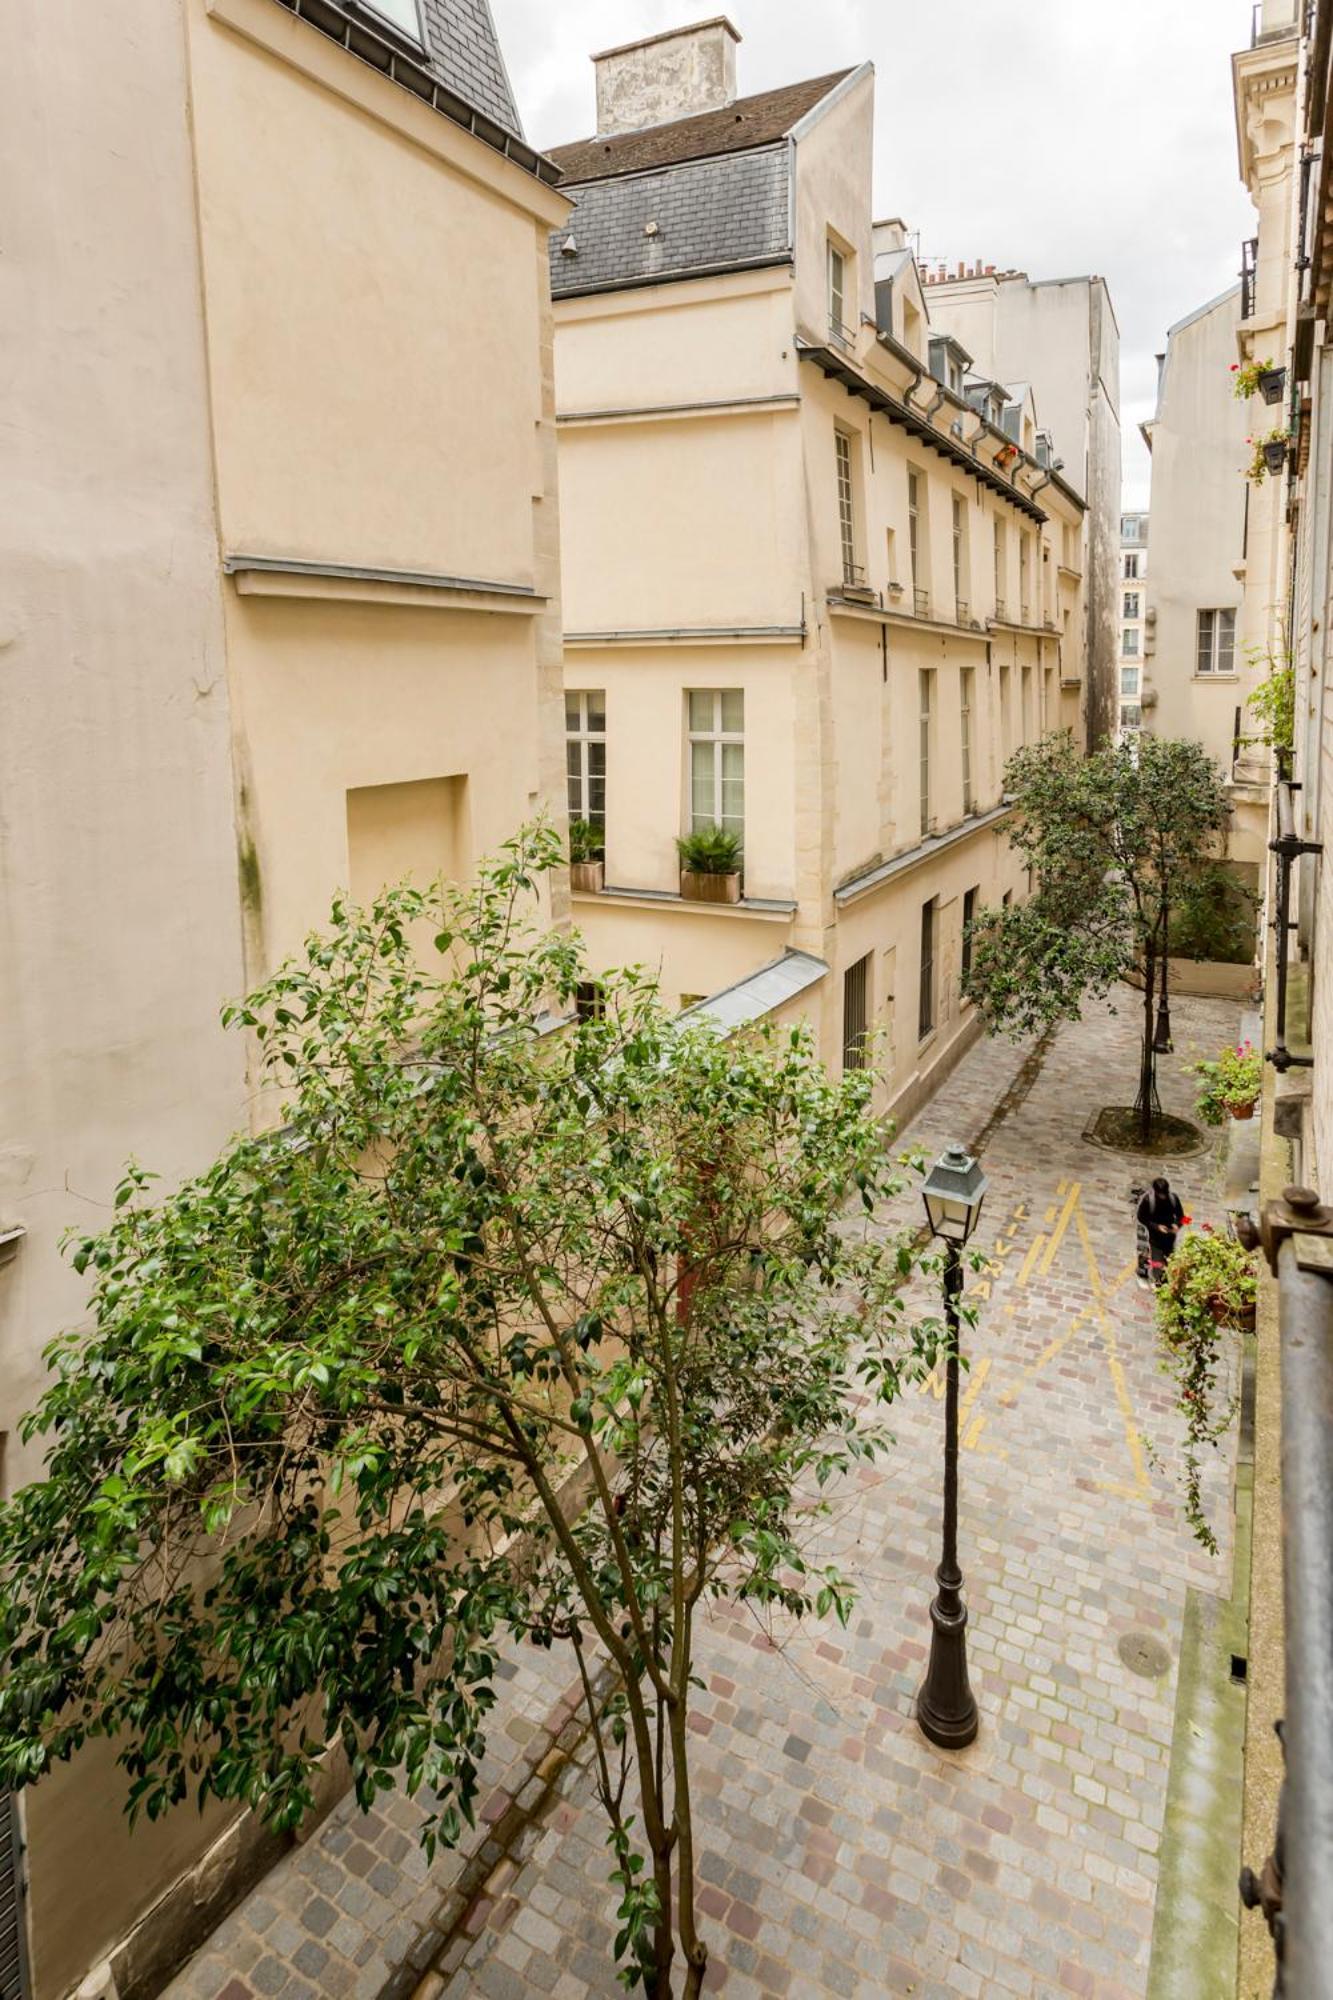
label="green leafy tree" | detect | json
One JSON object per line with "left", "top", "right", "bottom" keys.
{"left": 0, "top": 825, "right": 929, "bottom": 1999}
{"left": 963, "top": 733, "right": 1232, "bottom": 1142}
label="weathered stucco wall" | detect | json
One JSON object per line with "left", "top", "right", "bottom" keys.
{"left": 0, "top": 1, "right": 253, "bottom": 1993}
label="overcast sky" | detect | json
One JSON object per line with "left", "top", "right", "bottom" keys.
{"left": 490, "top": 0, "right": 1258, "bottom": 508}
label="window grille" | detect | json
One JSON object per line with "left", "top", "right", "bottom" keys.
{"left": 842, "top": 953, "right": 871, "bottom": 1072}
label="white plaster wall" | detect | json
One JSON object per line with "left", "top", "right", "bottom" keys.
{"left": 1143, "top": 291, "right": 1248, "bottom": 772}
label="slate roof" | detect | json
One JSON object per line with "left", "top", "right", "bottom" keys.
{"left": 272, "top": 0, "right": 560, "bottom": 181}
{"left": 417, "top": 0, "right": 521, "bottom": 134}
{"left": 548, "top": 69, "right": 853, "bottom": 186}
{"left": 551, "top": 146, "right": 791, "bottom": 298}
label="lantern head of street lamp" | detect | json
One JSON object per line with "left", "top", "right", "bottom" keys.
{"left": 922, "top": 1143, "right": 988, "bottom": 1245}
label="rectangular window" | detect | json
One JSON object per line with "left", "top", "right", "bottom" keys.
{"left": 952, "top": 495, "right": 966, "bottom": 618}
{"left": 961, "top": 885, "right": 978, "bottom": 990}
{"left": 918, "top": 899, "right": 936, "bottom": 1039}
{"left": 1044, "top": 667, "right": 1055, "bottom": 733}
{"left": 1124, "top": 552, "right": 1140, "bottom": 579}
{"left": 1196, "top": 608, "right": 1237, "bottom": 675}
{"left": 960, "top": 668, "right": 975, "bottom": 815}
{"left": 994, "top": 518, "right": 1007, "bottom": 619}
{"left": 1021, "top": 665, "right": 1032, "bottom": 745}
{"left": 842, "top": 952, "right": 872, "bottom": 1072}
{"left": 688, "top": 690, "right": 744, "bottom": 845}
{"left": 1002, "top": 888, "right": 1012, "bottom": 910}
{"left": 566, "top": 690, "right": 606, "bottom": 831}
{"left": 1019, "top": 532, "right": 1031, "bottom": 622}
{"left": 1123, "top": 591, "right": 1140, "bottom": 619}
{"left": 999, "top": 661, "right": 1011, "bottom": 767}
{"left": 575, "top": 981, "right": 606, "bottom": 1023}
{"left": 835, "top": 431, "right": 857, "bottom": 583}
{"left": 1121, "top": 665, "right": 1140, "bottom": 695}
{"left": 358, "top": 0, "right": 424, "bottom": 39}
{"left": 919, "top": 669, "right": 933, "bottom": 836}
{"left": 1121, "top": 702, "right": 1142, "bottom": 730}
{"left": 908, "top": 468, "right": 924, "bottom": 612}
{"left": 828, "top": 242, "right": 847, "bottom": 342}
{"left": 1122, "top": 628, "right": 1140, "bottom": 657}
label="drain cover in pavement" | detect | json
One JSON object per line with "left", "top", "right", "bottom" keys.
{"left": 1118, "top": 1630, "right": 1172, "bottom": 1678}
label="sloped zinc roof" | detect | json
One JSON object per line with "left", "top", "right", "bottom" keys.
{"left": 680, "top": 951, "right": 829, "bottom": 1036}
{"left": 548, "top": 68, "right": 853, "bottom": 185}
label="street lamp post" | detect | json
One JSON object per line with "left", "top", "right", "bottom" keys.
{"left": 917, "top": 1142, "right": 988, "bottom": 1751}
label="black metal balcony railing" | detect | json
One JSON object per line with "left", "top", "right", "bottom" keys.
{"left": 1242, "top": 236, "right": 1260, "bottom": 321}
{"left": 914, "top": 587, "right": 931, "bottom": 620}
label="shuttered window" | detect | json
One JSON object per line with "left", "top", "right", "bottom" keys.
{"left": 0, "top": 1792, "right": 29, "bottom": 2000}
{"left": 842, "top": 952, "right": 872, "bottom": 1072}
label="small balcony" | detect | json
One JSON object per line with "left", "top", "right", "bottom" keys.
{"left": 995, "top": 597, "right": 1008, "bottom": 623}
{"left": 955, "top": 598, "right": 970, "bottom": 627}
{"left": 837, "top": 562, "right": 876, "bottom": 604}
{"left": 914, "top": 587, "right": 931, "bottom": 620}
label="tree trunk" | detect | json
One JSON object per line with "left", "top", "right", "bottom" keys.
{"left": 1138, "top": 940, "right": 1156, "bottom": 1145}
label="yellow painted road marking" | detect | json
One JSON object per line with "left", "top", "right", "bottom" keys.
{"left": 1038, "top": 1181, "right": 1082, "bottom": 1277}
{"left": 1074, "top": 1206, "right": 1150, "bottom": 1496}
{"left": 1015, "top": 1234, "right": 1047, "bottom": 1287}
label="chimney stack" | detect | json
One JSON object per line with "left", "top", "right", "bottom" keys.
{"left": 592, "top": 17, "right": 741, "bottom": 136}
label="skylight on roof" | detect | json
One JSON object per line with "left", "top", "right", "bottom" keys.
{"left": 357, "top": 0, "right": 424, "bottom": 44}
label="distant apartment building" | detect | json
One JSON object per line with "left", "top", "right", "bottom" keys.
{"left": 547, "top": 19, "right": 1088, "bottom": 1122}
{"left": 921, "top": 263, "right": 1122, "bottom": 752}
{"left": 0, "top": 1, "right": 567, "bottom": 1993}
{"left": 1118, "top": 511, "right": 1148, "bottom": 739}
{"left": 1140, "top": 287, "right": 1266, "bottom": 872}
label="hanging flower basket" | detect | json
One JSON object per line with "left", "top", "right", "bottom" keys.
{"left": 1264, "top": 436, "right": 1289, "bottom": 474}
{"left": 1247, "top": 429, "right": 1291, "bottom": 481}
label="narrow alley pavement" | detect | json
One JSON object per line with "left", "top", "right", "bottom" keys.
{"left": 167, "top": 989, "right": 1248, "bottom": 2000}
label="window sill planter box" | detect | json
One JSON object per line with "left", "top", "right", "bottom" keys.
{"left": 680, "top": 870, "right": 741, "bottom": 905}
{"left": 1263, "top": 438, "right": 1289, "bottom": 475}
{"left": 1259, "top": 366, "right": 1287, "bottom": 405}
{"left": 570, "top": 860, "right": 604, "bottom": 893}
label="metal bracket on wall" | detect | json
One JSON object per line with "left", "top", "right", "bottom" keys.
{"left": 1254, "top": 1185, "right": 1333, "bottom": 1277}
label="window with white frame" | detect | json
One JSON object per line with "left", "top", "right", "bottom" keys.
{"left": 1021, "top": 664, "right": 1032, "bottom": 745}
{"left": 566, "top": 691, "right": 606, "bottom": 831}
{"left": 952, "top": 495, "right": 967, "bottom": 616}
{"left": 1019, "top": 532, "right": 1031, "bottom": 621}
{"left": 1121, "top": 702, "right": 1142, "bottom": 730}
{"left": 688, "top": 691, "right": 744, "bottom": 845}
{"left": 1196, "top": 608, "right": 1237, "bottom": 675}
{"left": 356, "top": 0, "right": 424, "bottom": 40}
{"left": 835, "top": 430, "right": 857, "bottom": 583}
{"left": 1124, "top": 552, "right": 1141, "bottom": 579}
{"left": 994, "top": 517, "right": 1007, "bottom": 616}
{"left": 908, "top": 468, "right": 925, "bottom": 608}
{"left": 960, "top": 667, "right": 975, "bottom": 815}
{"left": 919, "top": 669, "right": 933, "bottom": 835}
{"left": 1122, "top": 628, "right": 1140, "bottom": 657}
{"left": 1121, "top": 665, "right": 1140, "bottom": 696}
{"left": 828, "top": 242, "right": 848, "bottom": 343}
{"left": 1123, "top": 591, "right": 1140, "bottom": 619}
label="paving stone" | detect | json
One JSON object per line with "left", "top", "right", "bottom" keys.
{"left": 163, "top": 994, "right": 1243, "bottom": 2000}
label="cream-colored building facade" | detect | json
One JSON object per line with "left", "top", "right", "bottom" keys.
{"left": 921, "top": 265, "right": 1122, "bottom": 752}
{"left": 548, "top": 22, "right": 1088, "bottom": 1123}
{"left": 1117, "top": 511, "right": 1148, "bottom": 741}
{"left": 1139, "top": 287, "right": 1268, "bottom": 870}
{"left": 0, "top": 2, "right": 567, "bottom": 1993}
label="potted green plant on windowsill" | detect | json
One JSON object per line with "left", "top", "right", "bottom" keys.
{"left": 1190, "top": 1040, "right": 1263, "bottom": 1123}
{"left": 568, "top": 817, "right": 604, "bottom": 894}
{"left": 677, "top": 825, "right": 743, "bottom": 904}
{"left": 1155, "top": 1224, "right": 1256, "bottom": 1551}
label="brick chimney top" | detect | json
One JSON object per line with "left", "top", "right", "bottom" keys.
{"left": 592, "top": 17, "right": 742, "bottom": 137}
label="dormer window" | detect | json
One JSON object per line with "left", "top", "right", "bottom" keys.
{"left": 354, "top": 0, "right": 424, "bottom": 44}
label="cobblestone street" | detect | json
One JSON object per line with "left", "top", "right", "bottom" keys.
{"left": 166, "top": 989, "right": 1246, "bottom": 2000}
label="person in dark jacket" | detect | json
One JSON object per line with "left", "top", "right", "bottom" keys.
{"left": 1137, "top": 1177, "right": 1185, "bottom": 1285}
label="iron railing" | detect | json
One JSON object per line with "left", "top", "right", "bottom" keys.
{"left": 1268, "top": 776, "right": 1320, "bottom": 1073}
{"left": 955, "top": 597, "right": 969, "bottom": 626}
{"left": 914, "top": 587, "right": 931, "bottom": 620}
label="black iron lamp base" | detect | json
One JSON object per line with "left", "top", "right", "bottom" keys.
{"left": 916, "top": 1582, "right": 978, "bottom": 1749}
